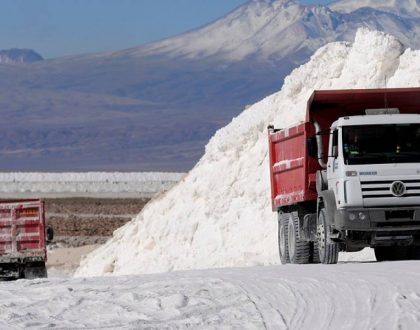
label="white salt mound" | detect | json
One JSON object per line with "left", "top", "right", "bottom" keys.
{"left": 75, "top": 28, "right": 420, "bottom": 277}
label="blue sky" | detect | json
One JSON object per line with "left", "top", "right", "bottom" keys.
{"left": 0, "top": 0, "right": 332, "bottom": 58}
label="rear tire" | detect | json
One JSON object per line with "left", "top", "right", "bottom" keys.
{"left": 287, "top": 212, "right": 310, "bottom": 264}
{"left": 375, "top": 246, "right": 410, "bottom": 262}
{"left": 317, "top": 208, "right": 339, "bottom": 264}
{"left": 278, "top": 212, "right": 289, "bottom": 264}
{"left": 22, "top": 262, "right": 48, "bottom": 279}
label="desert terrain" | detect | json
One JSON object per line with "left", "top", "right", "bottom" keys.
{"left": 39, "top": 197, "right": 150, "bottom": 276}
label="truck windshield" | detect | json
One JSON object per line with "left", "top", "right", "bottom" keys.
{"left": 342, "top": 124, "right": 420, "bottom": 165}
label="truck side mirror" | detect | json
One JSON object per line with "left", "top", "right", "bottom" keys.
{"left": 46, "top": 226, "right": 54, "bottom": 242}
{"left": 307, "top": 137, "right": 318, "bottom": 158}
{"left": 331, "top": 129, "right": 339, "bottom": 158}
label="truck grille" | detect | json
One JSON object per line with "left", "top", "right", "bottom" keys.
{"left": 361, "top": 180, "right": 420, "bottom": 199}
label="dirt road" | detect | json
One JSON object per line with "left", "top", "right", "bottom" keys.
{"left": 44, "top": 197, "right": 150, "bottom": 246}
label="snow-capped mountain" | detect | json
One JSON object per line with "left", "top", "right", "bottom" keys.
{"left": 331, "top": 0, "right": 420, "bottom": 18}
{"left": 0, "top": 0, "right": 419, "bottom": 171}
{"left": 0, "top": 49, "right": 43, "bottom": 64}
{"left": 137, "top": 0, "right": 420, "bottom": 63}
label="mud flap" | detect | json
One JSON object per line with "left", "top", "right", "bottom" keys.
{"left": 318, "top": 190, "right": 337, "bottom": 227}
{"left": 299, "top": 213, "right": 317, "bottom": 241}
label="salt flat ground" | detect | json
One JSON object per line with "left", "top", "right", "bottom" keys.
{"left": 2, "top": 261, "right": 420, "bottom": 330}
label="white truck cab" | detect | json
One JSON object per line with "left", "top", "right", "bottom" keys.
{"left": 328, "top": 113, "right": 420, "bottom": 208}
{"left": 324, "top": 113, "right": 420, "bottom": 255}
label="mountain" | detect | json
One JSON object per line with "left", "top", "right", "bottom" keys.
{"left": 0, "top": 0, "right": 419, "bottom": 171}
{"left": 0, "top": 49, "right": 43, "bottom": 64}
{"left": 330, "top": 0, "right": 420, "bottom": 17}
{"left": 139, "top": 0, "right": 420, "bottom": 62}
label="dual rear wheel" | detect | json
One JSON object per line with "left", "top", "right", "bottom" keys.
{"left": 21, "top": 262, "right": 47, "bottom": 279}
{"left": 278, "top": 212, "right": 318, "bottom": 264}
{"left": 278, "top": 209, "right": 339, "bottom": 265}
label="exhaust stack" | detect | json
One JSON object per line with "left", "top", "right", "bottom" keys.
{"left": 313, "top": 120, "right": 327, "bottom": 169}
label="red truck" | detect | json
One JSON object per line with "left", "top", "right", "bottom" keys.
{"left": 268, "top": 87, "right": 420, "bottom": 264}
{"left": 0, "top": 200, "right": 52, "bottom": 279}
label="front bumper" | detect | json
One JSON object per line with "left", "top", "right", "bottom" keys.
{"left": 335, "top": 207, "right": 420, "bottom": 231}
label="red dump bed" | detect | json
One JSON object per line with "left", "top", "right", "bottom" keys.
{"left": 268, "top": 87, "right": 420, "bottom": 211}
{"left": 0, "top": 200, "right": 46, "bottom": 262}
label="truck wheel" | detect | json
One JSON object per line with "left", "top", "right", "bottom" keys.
{"left": 317, "top": 208, "right": 339, "bottom": 264}
{"left": 278, "top": 212, "right": 290, "bottom": 264}
{"left": 310, "top": 241, "right": 321, "bottom": 264}
{"left": 374, "top": 246, "right": 410, "bottom": 261}
{"left": 23, "top": 262, "right": 48, "bottom": 279}
{"left": 287, "top": 212, "right": 310, "bottom": 264}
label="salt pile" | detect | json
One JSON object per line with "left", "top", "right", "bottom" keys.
{"left": 76, "top": 29, "right": 420, "bottom": 277}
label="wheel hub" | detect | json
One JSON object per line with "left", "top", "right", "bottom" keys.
{"left": 317, "top": 223, "right": 326, "bottom": 250}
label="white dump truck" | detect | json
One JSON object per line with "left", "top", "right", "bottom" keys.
{"left": 268, "top": 87, "right": 420, "bottom": 264}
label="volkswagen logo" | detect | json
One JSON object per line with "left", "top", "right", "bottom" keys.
{"left": 390, "top": 181, "right": 406, "bottom": 197}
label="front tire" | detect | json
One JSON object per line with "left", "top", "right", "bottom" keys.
{"left": 278, "top": 212, "right": 289, "bottom": 264}
{"left": 287, "top": 212, "right": 310, "bottom": 264}
{"left": 317, "top": 208, "right": 339, "bottom": 264}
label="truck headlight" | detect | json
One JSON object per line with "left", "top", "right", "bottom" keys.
{"left": 349, "top": 213, "right": 356, "bottom": 221}
{"left": 359, "top": 212, "right": 367, "bottom": 221}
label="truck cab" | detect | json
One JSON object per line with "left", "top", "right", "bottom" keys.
{"left": 328, "top": 113, "right": 420, "bottom": 209}
{"left": 323, "top": 113, "right": 420, "bottom": 259}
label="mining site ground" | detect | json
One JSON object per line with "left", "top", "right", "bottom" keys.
{"left": 30, "top": 197, "right": 150, "bottom": 276}
{"left": 44, "top": 197, "right": 150, "bottom": 247}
